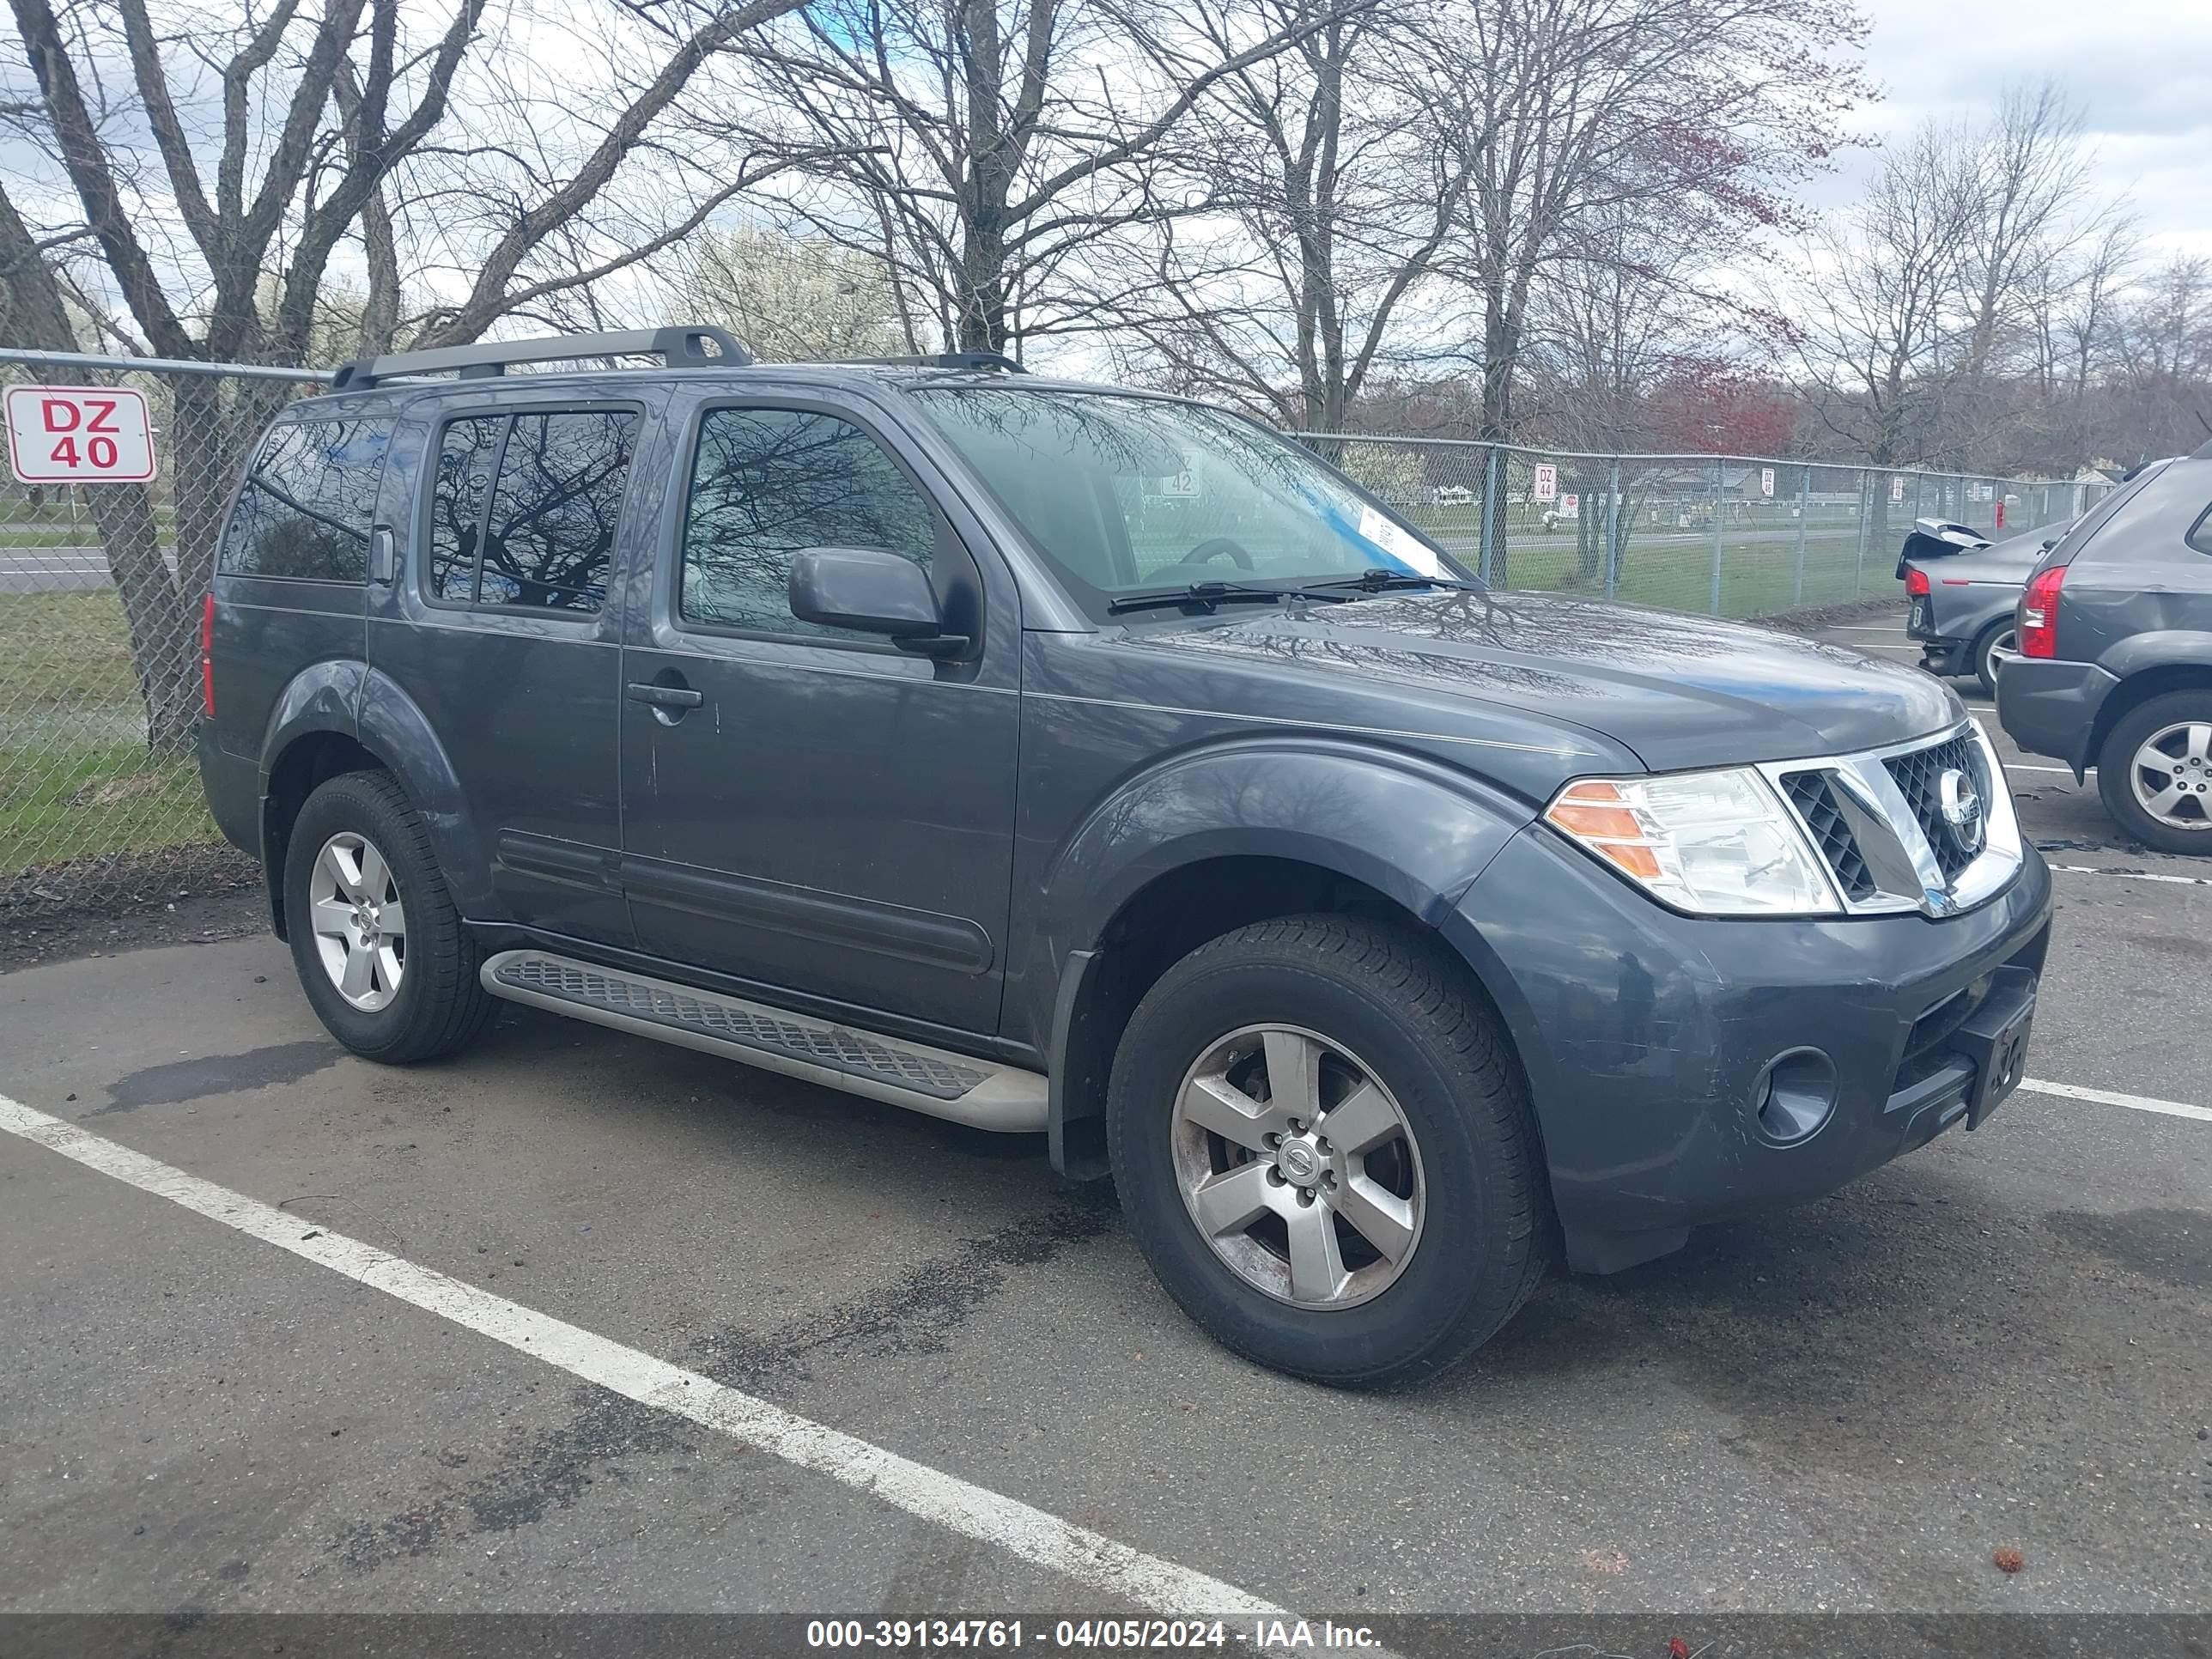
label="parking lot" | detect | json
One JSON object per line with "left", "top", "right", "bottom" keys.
{"left": 3, "top": 608, "right": 2207, "bottom": 1651}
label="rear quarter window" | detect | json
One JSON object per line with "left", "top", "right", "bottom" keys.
{"left": 2188, "top": 503, "right": 2212, "bottom": 556}
{"left": 219, "top": 416, "right": 392, "bottom": 580}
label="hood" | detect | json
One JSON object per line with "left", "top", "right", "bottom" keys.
{"left": 1125, "top": 589, "right": 1964, "bottom": 772}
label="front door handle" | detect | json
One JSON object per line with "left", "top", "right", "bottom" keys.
{"left": 625, "top": 681, "right": 705, "bottom": 710}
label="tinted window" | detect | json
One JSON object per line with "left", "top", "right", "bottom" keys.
{"left": 426, "top": 410, "right": 637, "bottom": 611}
{"left": 428, "top": 417, "right": 500, "bottom": 602}
{"left": 680, "top": 409, "right": 936, "bottom": 638}
{"left": 219, "top": 417, "right": 391, "bottom": 580}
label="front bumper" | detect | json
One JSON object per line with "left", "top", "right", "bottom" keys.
{"left": 1443, "top": 825, "right": 2054, "bottom": 1272}
{"left": 1996, "top": 656, "right": 2118, "bottom": 772}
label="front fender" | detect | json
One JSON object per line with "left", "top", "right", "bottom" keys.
{"left": 1034, "top": 736, "right": 1534, "bottom": 1003}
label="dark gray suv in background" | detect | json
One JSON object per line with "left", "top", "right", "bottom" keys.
{"left": 198, "top": 327, "right": 2053, "bottom": 1383}
{"left": 1999, "top": 448, "right": 2212, "bottom": 854}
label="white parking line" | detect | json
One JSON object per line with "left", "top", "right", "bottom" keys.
{"left": 0, "top": 1093, "right": 1304, "bottom": 1630}
{"left": 2048, "top": 863, "right": 2212, "bottom": 888}
{"left": 2021, "top": 1079, "right": 2212, "bottom": 1124}
{"left": 1824, "top": 626, "right": 1914, "bottom": 635}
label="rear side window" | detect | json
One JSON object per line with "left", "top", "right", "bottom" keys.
{"left": 219, "top": 416, "right": 392, "bottom": 580}
{"left": 678, "top": 407, "right": 936, "bottom": 639}
{"left": 425, "top": 409, "right": 638, "bottom": 612}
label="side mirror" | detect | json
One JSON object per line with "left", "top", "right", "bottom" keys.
{"left": 788, "top": 546, "right": 966, "bottom": 655}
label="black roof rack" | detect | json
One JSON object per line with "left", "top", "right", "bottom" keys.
{"left": 853, "top": 350, "right": 1027, "bottom": 374}
{"left": 331, "top": 325, "right": 751, "bottom": 390}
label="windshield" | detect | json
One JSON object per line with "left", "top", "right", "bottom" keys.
{"left": 915, "top": 388, "right": 1462, "bottom": 617}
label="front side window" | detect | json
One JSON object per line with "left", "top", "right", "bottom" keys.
{"left": 219, "top": 416, "right": 392, "bottom": 580}
{"left": 425, "top": 409, "right": 637, "bottom": 611}
{"left": 916, "top": 389, "right": 1456, "bottom": 619}
{"left": 679, "top": 408, "right": 937, "bottom": 639}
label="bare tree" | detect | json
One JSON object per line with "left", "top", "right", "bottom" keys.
{"left": 1439, "top": 0, "right": 1869, "bottom": 442}
{"left": 1773, "top": 123, "right": 1978, "bottom": 467}
{"left": 1, "top": 0, "right": 806, "bottom": 748}
{"left": 1110, "top": 0, "right": 1473, "bottom": 430}
{"left": 672, "top": 223, "right": 908, "bottom": 360}
{"left": 717, "top": 0, "right": 1364, "bottom": 356}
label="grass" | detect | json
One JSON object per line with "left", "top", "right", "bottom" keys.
{"left": 0, "top": 587, "right": 217, "bottom": 876}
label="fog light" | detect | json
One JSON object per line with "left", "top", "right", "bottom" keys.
{"left": 1753, "top": 1048, "right": 1838, "bottom": 1145}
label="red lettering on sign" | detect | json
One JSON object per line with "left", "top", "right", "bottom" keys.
{"left": 41, "top": 398, "right": 81, "bottom": 433}
{"left": 50, "top": 435, "right": 80, "bottom": 466}
{"left": 84, "top": 398, "right": 119, "bottom": 433}
{"left": 88, "top": 435, "right": 118, "bottom": 468}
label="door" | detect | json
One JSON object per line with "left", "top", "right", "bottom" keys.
{"left": 370, "top": 396, "right": 654, "bottom": 944}
{"left": 617, "top": 393, "right": 1019, "bottom": 1036}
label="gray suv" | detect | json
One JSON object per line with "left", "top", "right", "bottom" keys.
{"left": 1998, "top": 447, "right": 2212, "bottom": 854}
{"left": 198, "top": 327, "right": 2053, "bottom": 1383}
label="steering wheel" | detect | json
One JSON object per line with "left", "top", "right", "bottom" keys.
{"left": 1182, "top": 536, "right": 1255, "bottom": 571}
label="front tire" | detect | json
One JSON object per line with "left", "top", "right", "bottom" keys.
{"left": 2097, "top": 691, "right": 2212, "bottom": 855}
{"left": 1107, "top": 915, "right": 1551, "bottom": 1385}
{"left": 283, "top": 770, "right": 496, "bottom": 1061}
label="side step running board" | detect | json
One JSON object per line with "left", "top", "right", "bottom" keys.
{"left": 479, "top": 950, "right": 1047, "bottom": 1132}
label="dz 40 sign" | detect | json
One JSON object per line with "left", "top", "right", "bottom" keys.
{"left": 4, "top": 384, "right": 157, "bottom": 483}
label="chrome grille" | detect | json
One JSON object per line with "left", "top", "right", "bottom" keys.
{"left": 1883, "top": 732, "right": 1984, "bottom": 882}
{"left": 1780, "top": 770, "right": 1875, "bottom": 902}
{"left": 1764, "top": 721, "right": 2021, "bottom": 918}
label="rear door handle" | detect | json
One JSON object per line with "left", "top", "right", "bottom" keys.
{"left": 625, "top": 682, "right": 704, "bottom": 709}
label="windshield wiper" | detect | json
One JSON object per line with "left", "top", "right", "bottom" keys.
{"left": 1106, "top": 580, "right": 1346, "bottom": 616}
{"left": 1292, "top": 568, "right": 1486, "bottom": 599}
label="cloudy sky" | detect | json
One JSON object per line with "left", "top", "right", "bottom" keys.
{"left": 1839, "top": 0, "right": 2212, "bottom": 258}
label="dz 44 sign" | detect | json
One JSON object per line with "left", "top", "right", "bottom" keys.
{"left": 4, "top": 384, "right": 157, "bottom": 483}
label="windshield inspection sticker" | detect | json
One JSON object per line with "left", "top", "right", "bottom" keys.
{"left": 1357, "top": 505, "right": 1444, "bottom": 576}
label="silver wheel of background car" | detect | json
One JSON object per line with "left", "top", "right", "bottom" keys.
{"left": 1984, "top": 628, "right": 2018, "bottom": 676}
{"left": 1170, "top": 1024, "right": 1425, "bottom": 1310}
{"left": 2129, "top": 720, "right": 2212, "bottom": 833}
{"left": 307, "top": 830, "right": 408, "bottom": 1011}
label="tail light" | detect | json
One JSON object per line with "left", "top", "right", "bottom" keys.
{"left": 2019, "top": 565, "right": 2065, "bottom": 659}
{"left": 200, "top": 592, "right": 216, "bottom": 718}
{"left": 1904, "top": 566, "right": 1930, "bottom": 597}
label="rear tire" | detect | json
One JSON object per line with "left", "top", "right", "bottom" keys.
{"left": 283, "top": 770, "right": 496, "bottom": 1061}
{"left": 1973, "top": 622, "right": 2016, "bottom": 699}
{"left": 1107, "top": 915, "right": 1551, "bottom": 1385}
{"left": 2097, "top": 690, "right": 2212, "bottom": 856}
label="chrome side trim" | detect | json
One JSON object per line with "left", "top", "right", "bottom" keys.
{"left": 1759, "top": 718, "right": 2023, "bottom": 919}
{"left": 479, "top": 950, "right": 1047, "bottom": 1131}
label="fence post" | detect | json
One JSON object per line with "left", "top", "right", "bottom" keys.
{"left": 1854, "top": 471, "right": 1871, "bottom": 599}
{"left": 1793, "top": 465, "right": 1811, "bottom": 605}
{"left": 1604, "top": 459, "right": 1621, "bottom": 600}
{"left": 1480, "top": 444, "right": 1502, "bottom": 586}
{"left": 1708, "top": 459, "right": 1724, "bottom": 616}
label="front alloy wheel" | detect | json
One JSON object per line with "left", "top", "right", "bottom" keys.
{"left": 308, "top": 830, "right": 408, "bottom": 1011}
{"left": 1172, "top": 1024, "right": 1425, "bottom": 1309}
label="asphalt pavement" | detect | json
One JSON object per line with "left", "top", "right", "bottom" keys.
{"left": 2, "top": 610, "right": 2207, "bottom": 1650}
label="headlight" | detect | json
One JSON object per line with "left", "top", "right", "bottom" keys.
{"left": 1544, "top": 768, "right": 1840, "bottom": 916}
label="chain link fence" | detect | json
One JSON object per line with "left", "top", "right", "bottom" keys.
{"left": 0, "top": 349, "right": 328, "bottom": 923}
{"left": 1302, "top": 434, "right": 2103, "bottom": 617}
{"left": 0, "top": 346, "right": 2108, "bottom": 920}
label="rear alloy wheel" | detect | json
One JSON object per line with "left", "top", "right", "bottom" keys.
{"left": 284, "top": 769, "right": 497, "bottom": 1060}
{"left": 307, "top": 830, "right": 408, "bottom": 1012}
{"left": 1109, "top": 915, "right": 1551, "bottom": 1385}
{"left": 1975, "top": 623, "right": 2018, "bottom": 698}
{"left": 2097, "top": 692, "right": 2212, "bottom": 855}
